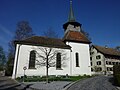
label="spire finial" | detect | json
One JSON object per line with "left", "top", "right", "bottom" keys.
{"left": 68, "top": 0, "right": 75, "bottom": 22}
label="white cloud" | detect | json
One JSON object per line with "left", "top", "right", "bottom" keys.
{"left": 0, "top": 24, "right": 13, "bottom": 52}
{"left": 0, "top": 24, "right": 13, "bottom": 37}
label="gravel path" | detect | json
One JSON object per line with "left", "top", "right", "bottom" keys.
{"left": 67, "top": 76, "right": 118, "bottom": 90}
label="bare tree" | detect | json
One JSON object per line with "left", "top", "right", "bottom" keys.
{"left": 81, "top": 28, "right": 91, "bottom": 41}
{"left": 6, "top": 21, "right": 34, "bottom": 76}
{"left": 0, "top": 46, "right": 6, "bottom": 71}
{"left": 43, "top": 27, "right": 59, "bottom": 38}
{"left": 34, "top": 47, "right": 67, "bottom": 83}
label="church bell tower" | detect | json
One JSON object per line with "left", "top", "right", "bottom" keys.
{"left": 63, "top": 0, "right": 82, "bottom": 34}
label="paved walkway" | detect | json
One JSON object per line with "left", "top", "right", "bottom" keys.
{"left": 0, "top": 76, "right": 119, "bottom": 90}
{"left": 0, "top": 76, "right": 24, "bottom": 90}
{"left": 67, "top": 76, "right": 118, "bottom": 90}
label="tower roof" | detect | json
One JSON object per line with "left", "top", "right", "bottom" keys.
{"left": 68, "top": 0, "right": 75, "bottom": 22}
{"left": 63, "top": 31, "right": 91, "bottom": 44}
{"left": 63, "top": 0, "right": 81, "bottom": 30}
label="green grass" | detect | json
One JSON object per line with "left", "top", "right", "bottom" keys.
{"left": 16, "top": 75, "right": 92, "bottom": 82}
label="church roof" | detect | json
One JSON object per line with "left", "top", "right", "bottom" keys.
{"left": 63, "top": 31, "right": 91, "bottom": 44}
{"left": 93, "top": 45, "right": 120, "bottom": 57}
{"left": 14, "top": 36, "right": 71, "bottom": 49}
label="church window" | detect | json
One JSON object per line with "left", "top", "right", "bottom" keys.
{"left": 76, "top": 52, "right": 79, "bottom": 67}
{"left": 29, "top": 50, "right": 36, "bottom": 69}
{"left": 56, "top": 53, "right": 61, "bottom": 69}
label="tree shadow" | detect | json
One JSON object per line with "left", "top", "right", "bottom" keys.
{"left": 0, "top": 84, "right": 22, "bottom": 90}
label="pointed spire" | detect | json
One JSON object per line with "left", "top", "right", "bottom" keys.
{"left": 68, "top": 0, "right": 75, "bottom": 22}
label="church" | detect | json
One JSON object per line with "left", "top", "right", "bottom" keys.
{"left": 12, "top": 1, "right": 91, "bottom": 79}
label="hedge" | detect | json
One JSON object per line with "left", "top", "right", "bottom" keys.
{"left": 16, "top": 75, "right": 91, "bottom": 82}
{"left": 113, "top": 65, "right": 120, "bottom": 86}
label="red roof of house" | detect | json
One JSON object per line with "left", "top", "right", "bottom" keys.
{"left": 93, "top": 45, "right": 120, "bottom": 57}
{"left": 63, "top": 31, "right": 91, "bottom": 44}
{"left": 14, "top": 36, "right": 71, "bottom": 49}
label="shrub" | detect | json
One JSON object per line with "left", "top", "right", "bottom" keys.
{"left": 113, "top": 65, "right": 120, "bottom": 86}
{"left": 115, "top": 74, "right": 120, "bottom": 86}
{"left": 113, "top": 65, "right": 120, "bottom": 75}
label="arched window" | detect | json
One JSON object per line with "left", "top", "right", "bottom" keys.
{"left": 76, "top": 52, "right": 79, "bottom": 67}
{"left": 29, "top": 50, "right": 36, "bottom": 69}
{"left": 56, "top": 53, "right": 61, "bottom": 69}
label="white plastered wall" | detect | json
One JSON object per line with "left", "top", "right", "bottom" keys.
{"left": 66, "top": 42, "right": 91, "bottom": 76}
{"left": 12, "top": 44, "right": 71, "bottom": 79}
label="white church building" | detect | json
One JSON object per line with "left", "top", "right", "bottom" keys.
{"left": 12, "top": 1, "right": 91, "bottom": 79}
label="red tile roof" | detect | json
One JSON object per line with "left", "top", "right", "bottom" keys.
{"left": 15, "top": 36, "right": 71, "bottom": 49}
{"left": 63, "top": 31, "right": 91, "bottom": 44}
{"left": 93, "top": 45, "right": 120, "bottom": 57}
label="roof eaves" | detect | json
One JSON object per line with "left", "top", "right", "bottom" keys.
{"left": 63, "top": 39, "right": 91, "bottom": 44}
{"left": 14, "top": 41, "right": 71, "bottom": 49}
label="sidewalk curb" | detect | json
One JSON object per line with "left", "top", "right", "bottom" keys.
{"left": 116, "top": 87, "right": 120, "bottom": 90}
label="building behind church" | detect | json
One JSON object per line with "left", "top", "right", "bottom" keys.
{"left": 90, "top": 45, "right": 120, "bottom": 75}
{"left": 12, "top": 1, "right": 91, "bottom": 79}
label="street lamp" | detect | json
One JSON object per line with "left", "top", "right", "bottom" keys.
{"left": 23, "top": 66, "right": 27, "bottom": 82}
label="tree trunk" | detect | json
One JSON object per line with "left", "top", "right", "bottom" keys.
{"left": 46, "top": 57, "right": 49, "bottom": 83}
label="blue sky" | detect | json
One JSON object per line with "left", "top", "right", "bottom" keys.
{"left": 0, "top": 0, "right": 120, "bottom": 53}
